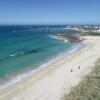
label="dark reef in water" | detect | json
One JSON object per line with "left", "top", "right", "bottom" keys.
{"left": 56, "top": 33, "right": 83, "bottom": 43}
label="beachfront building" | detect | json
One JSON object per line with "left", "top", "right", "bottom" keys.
{"left": 93, "top": 27, "right": 100, "bottom": 33}
{"left": 96, "top": 29, "right": 100, "bottom": 33}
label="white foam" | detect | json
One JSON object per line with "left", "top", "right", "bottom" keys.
{"left": 10, "top": 54, "right": 17, "bottom": 57}
{"left": 48, "top": 35, "right": 63, "bottom": 40}
{"left": 64, "top": 40, "right": 68, "bottom": 43}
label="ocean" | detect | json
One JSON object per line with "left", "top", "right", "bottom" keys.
{"left": 0, "top": 25, "right": 82, "bottom": 88}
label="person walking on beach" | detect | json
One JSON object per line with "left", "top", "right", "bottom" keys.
{"left": 71, "top": 69, "right": 73, "bottom": 72}
{"left": 78, "top": 66, "right": 80, "bottom": 69}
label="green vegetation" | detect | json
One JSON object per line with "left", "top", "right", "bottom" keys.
{"left": 81, "top": 32, "right": 100, "bottom": 36}
{"left": 88, "top": 32, "right": 100, "bottom": 36}
{"left": 64, "top": 59, "right": 100, "bottom": 100}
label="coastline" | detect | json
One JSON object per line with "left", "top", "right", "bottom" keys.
{"left": 0, "top": 43, "right": 84, "bottom": 90}
{"left": 0, "top": 36, "right": 100, "bottom": 100}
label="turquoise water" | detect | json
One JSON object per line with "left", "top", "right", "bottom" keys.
{"left": 0, "top": 25, "right": 79, "bottom": 83}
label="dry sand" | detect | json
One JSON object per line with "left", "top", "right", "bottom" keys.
{"left": 0, "top": 36, "right": 100, "bottom": 100}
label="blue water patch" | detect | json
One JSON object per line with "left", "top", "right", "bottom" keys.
{"left": 0, "top": 25, "right": 79, "bottom": 82}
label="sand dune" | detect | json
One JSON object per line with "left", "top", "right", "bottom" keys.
{"left": 0, "top": 36, "right": 100, "bottom": 100}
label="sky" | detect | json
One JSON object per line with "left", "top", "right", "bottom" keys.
{"left": 0, "top": 0, "right": 100, "bottom": 25}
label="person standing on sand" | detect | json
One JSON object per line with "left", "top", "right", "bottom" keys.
{"left": 71, "top": 69, "right": 73, "bottom": 72}
{"left": 78, "top": 66, "right": 80, "bottom": 69}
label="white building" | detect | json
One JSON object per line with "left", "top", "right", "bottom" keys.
{"left": 97, "top": 29, "right": 100, "bottom": 33}
{"left": 96, "top": 27, "right": 100, "bottom": 33}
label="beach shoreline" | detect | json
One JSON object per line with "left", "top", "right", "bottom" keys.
{"left": 0, "top": 36, "right": 100, "bottom": 100}
{"left": 0, "top": 43, "right": 83, "bottom": 90}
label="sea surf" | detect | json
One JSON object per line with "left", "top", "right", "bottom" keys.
{"left": 0, "top": 25, "right": 83, "bottom": 89}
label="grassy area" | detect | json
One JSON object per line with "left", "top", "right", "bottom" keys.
{"left": 64, "top": 59, "right": 100, "bottom": 100}
{"left": 88, "top": 32, "right": 100, "bottom": 36}
{"left": 81, "top": 32, "right": 100, "bottom": 36}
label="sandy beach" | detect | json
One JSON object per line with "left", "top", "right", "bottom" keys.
{"left": 0, "top": 36, "right": 100, "bottom": 100}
